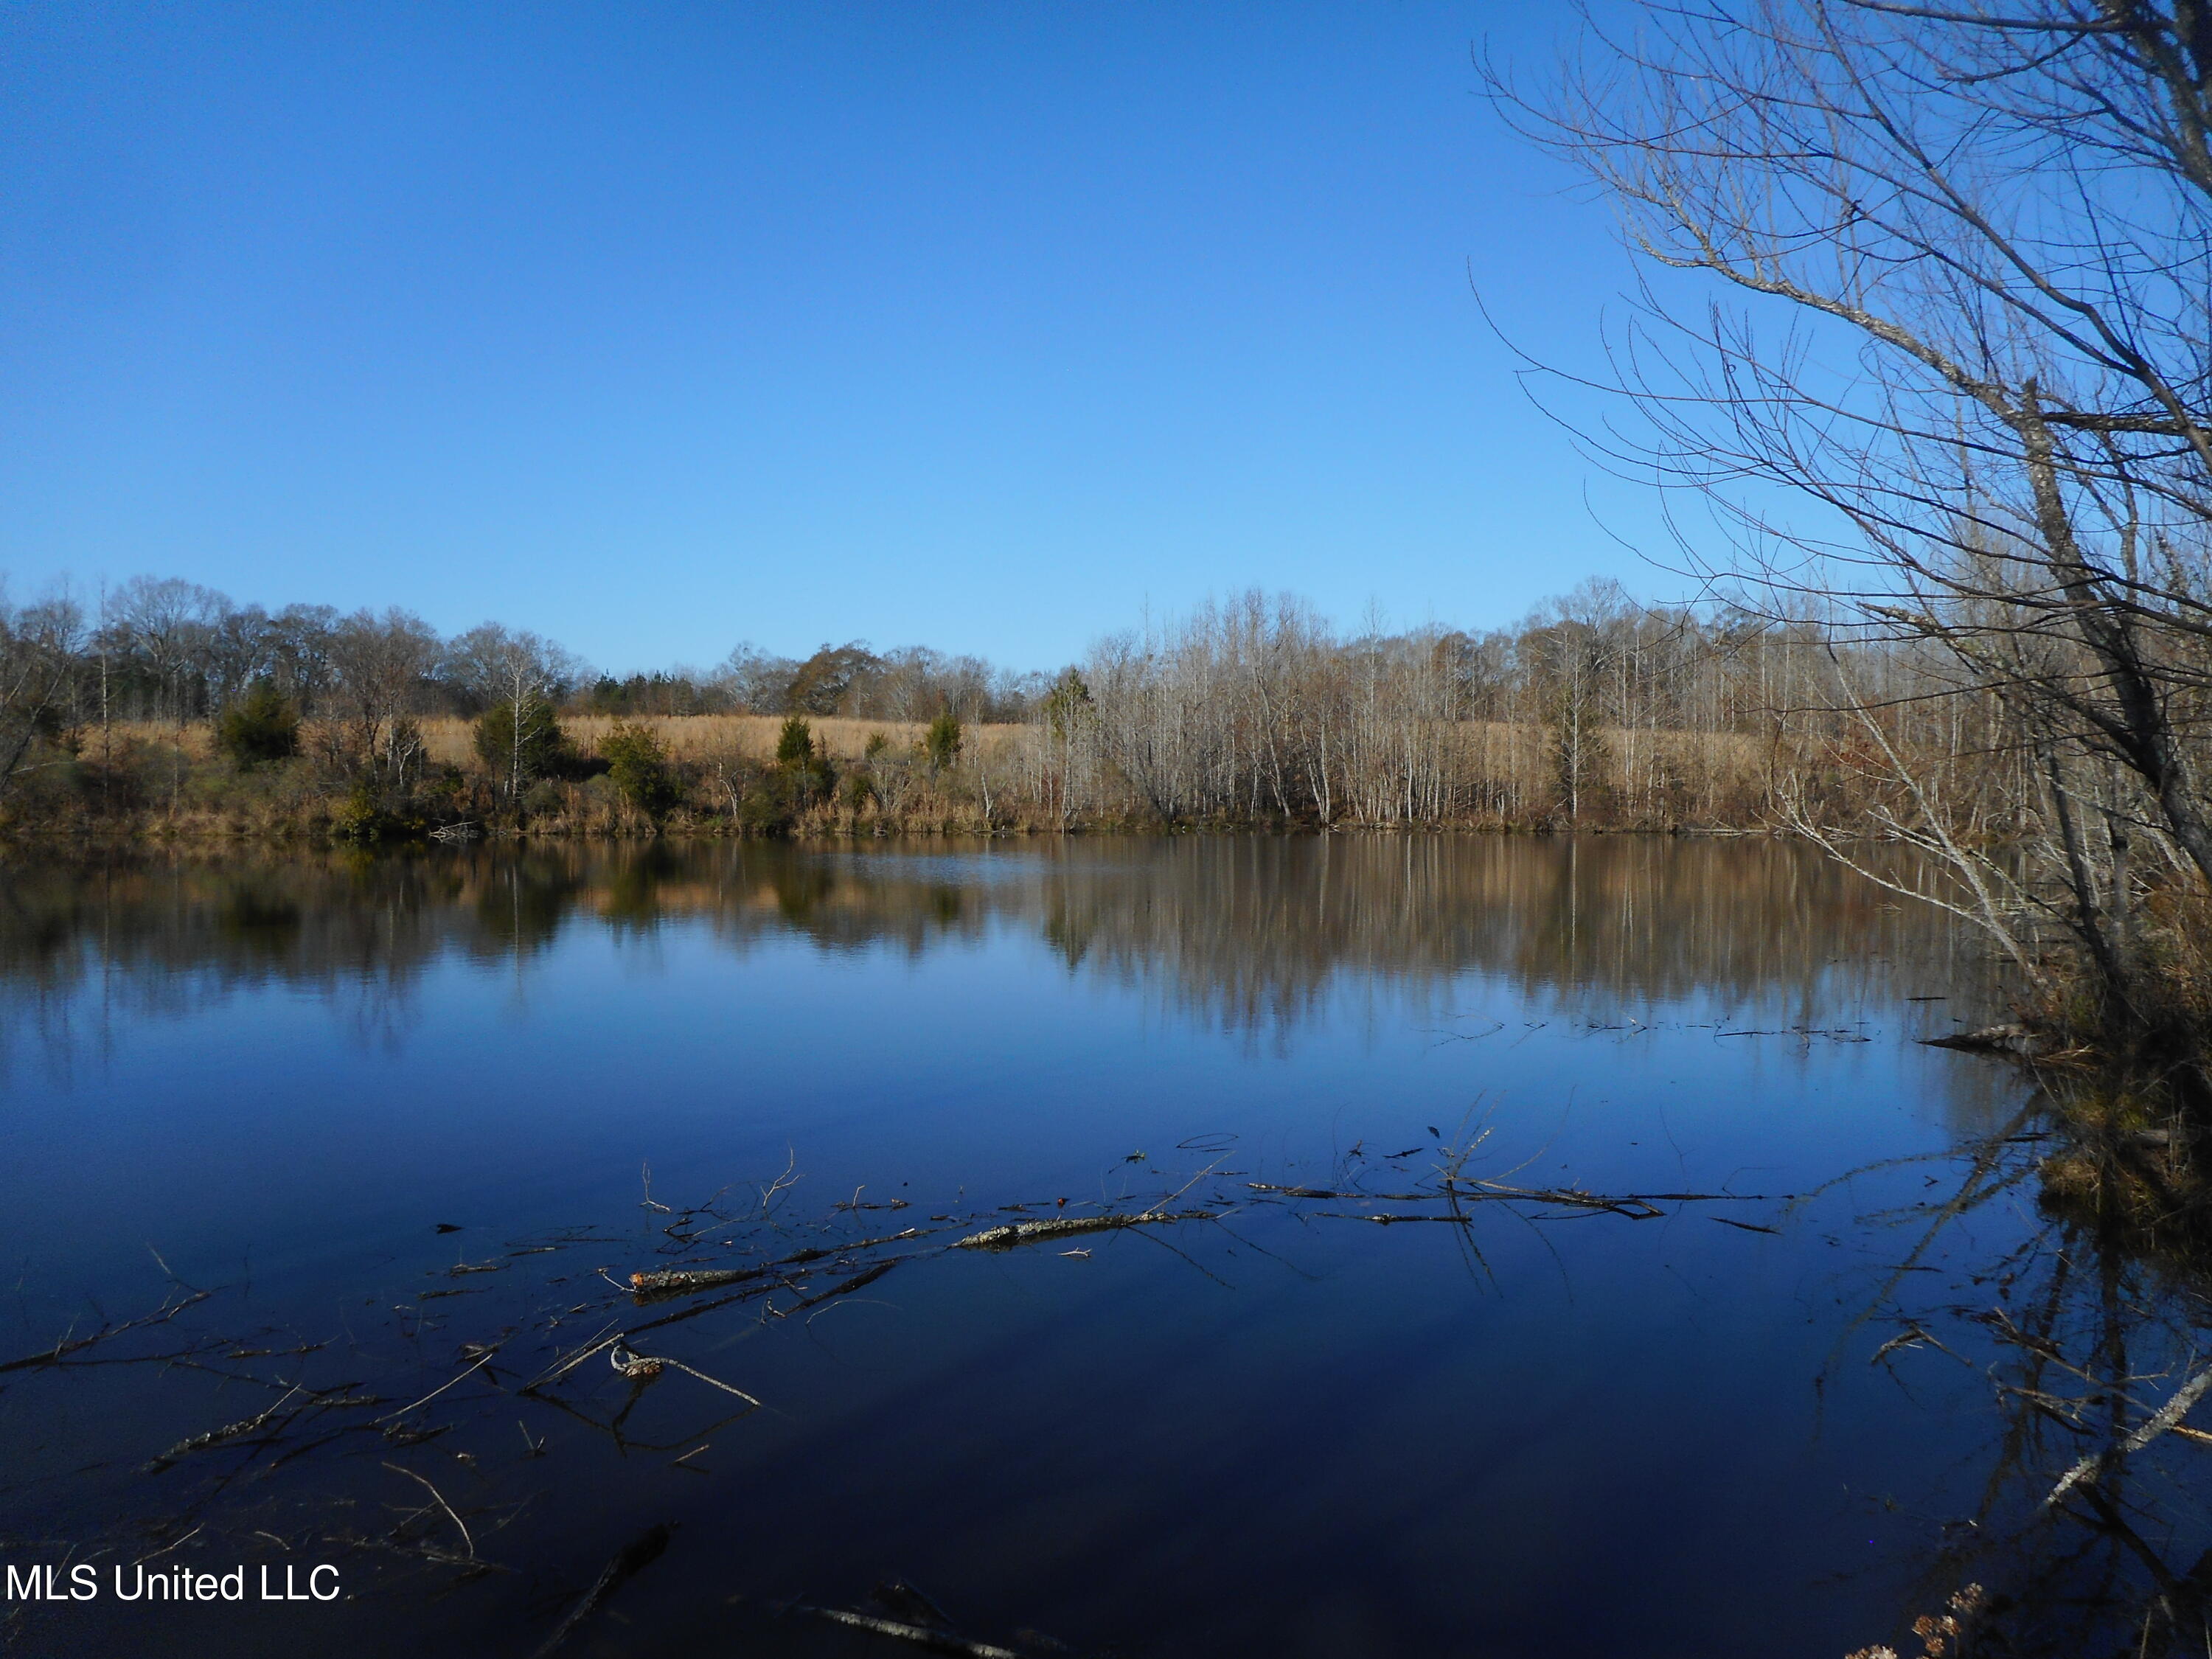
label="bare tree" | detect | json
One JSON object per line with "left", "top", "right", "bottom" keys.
{"left": 443, "top": 623, "right": 585, "bottom": 799}
{"left": 327, "top": 609, "right": 440, "bottom": 787}
{"left": 1492, "top": 1, "right": 2212, "bottom": 1043}
{"left": 99, "top": 576, "right": 229, "bottom": 723}
{"left": 0, "top": 588, "right": 86, "bottom": 799}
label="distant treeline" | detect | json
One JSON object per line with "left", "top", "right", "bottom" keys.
{"left": 19, "top": 576, "right": 1043, "bottom": 728}
{"left": 0, "top": 571, "right": 1953, "bottom": 841}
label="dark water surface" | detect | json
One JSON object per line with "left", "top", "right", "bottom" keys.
{"left": 0, "top": 837, "right": 2029, "bottom": 1658}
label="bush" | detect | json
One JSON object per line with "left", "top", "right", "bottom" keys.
{"left": 329, "top": 783, "right": 408, "bottom": 844}
{"left": 924, "top": 712, "right": 962, "bottom": 773}
{"left": 474, "top": 695, "right": 574, "bottom": 793}
{"left": 770, "top": 715, "right": 833, "bottom": 804}
{"left": 602, "top": 721, "right": 679, "bottom": 818}
{"left": 735, "top": 765, "right": 810, "bottom": 835}
{"left": 775, "top": 717, "right": 816, "bottom": 765}
{"left": 216, "top": 681, "right": 300, "bottom": 770}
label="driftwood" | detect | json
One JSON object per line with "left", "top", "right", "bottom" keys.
{"left": 2043, "top": 1363, "right": 2212, "bottom": 1511}
{"left": 953, "top": 1209, "right": 1215, "bottom": 1250}
{"left": 793, "top": 1604, "right": 1030, "bottom": 1658}
{"left": 628, "top": 1265, "right": 767, "bottom": 1300}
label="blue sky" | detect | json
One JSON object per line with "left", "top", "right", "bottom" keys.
{"left": 1, "top": 2, "right": 1666, "bottom": 673}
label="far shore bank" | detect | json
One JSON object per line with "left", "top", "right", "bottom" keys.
{"left": 9, "top": 712, "right": 1790, "bottom": 846}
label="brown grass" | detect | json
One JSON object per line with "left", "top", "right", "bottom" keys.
{"left": 108, "top": 716, "right": 1032, "bottom": 768}
{"left": 414, "top": 713, "right": 1033, "bottom": 766}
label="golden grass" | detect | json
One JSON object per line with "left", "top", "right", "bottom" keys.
{"left": 108, "top": 716, "right": 1032, "bottom": 768}
{"left": 416, "top": 714, "right": 1033, "bottom": 766}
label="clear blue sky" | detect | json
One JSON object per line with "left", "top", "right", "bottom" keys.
{"left": 1, "top": 1, "right": 1666, "bottom": 674}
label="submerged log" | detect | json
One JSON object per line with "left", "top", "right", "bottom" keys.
{"left": 628, "top": 1266, "right": 768, "bottom": 1301}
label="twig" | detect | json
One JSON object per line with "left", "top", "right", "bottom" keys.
{"left": 374, "top": 1343, "right": 501, "bottom": 1424}
{"left": 381, "top": 1462, "right": 473, "bottom": 1559}
{"left": 655, "top": 1363, "right": 761, "bottom": 1407}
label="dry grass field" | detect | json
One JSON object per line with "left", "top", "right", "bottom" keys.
{"left": 108, "top": 714, "right": 1033, "bottom": 768}
{"left": 414, "top": 714, "right": 1032, "bottom": 767}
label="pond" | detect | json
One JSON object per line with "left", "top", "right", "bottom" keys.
{"left": 0, "top": 836, "right": 2088, "bottom": 1658}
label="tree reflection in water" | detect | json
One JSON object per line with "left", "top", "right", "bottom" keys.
{"left": 1845, "top": 1085, "right": 2212, "bottom": 1659}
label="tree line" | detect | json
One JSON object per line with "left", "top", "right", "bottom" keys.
{"left": 0, "top": 566, "right": 1978, "bottom": 836}
{"left": 0, "top": 576, "right": 1044, "bottom": 733}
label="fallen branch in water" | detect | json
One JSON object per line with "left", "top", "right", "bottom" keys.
{"left": 792, "top": 1604, "right": 1031, "bottom": 1658}
{"left": 953, "top": 1210, "right": 1217, "bottom": 1251}
{"left": 2043, "top": 1362, "right": 2212, "bottom": 1512}
{"left": 375, "top": 1342, "right": 502, "bottom": 1425}
{"left": 628, "top": 1265, "right": 767, "bottom": 1300}
{"left": 1, "top": 1290, "right": 215, "bottom": 1374}
{"left": 528, "top": 1523, "right": 672, "bottom": 1659}
{"left": 1247, "top": 1184, "right": 1429, "bottom": 1200}
{"left": 381, "top": 1461, "right": 474, "bottom": 1559}
{"left": 629, "top": 1228, "right": 932, "bottom": 1301}
{"left": 1445, "top": 1182, "right": 1666, "bottom": 1220}
{"left": 143, "top": 1385, "right": 304, "bottom": 1472}
{"left": 790, "top": 1259, "right": 902, "bottom": 1309}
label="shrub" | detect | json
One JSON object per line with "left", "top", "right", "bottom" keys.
{"left": 775, "top": 717, "right": 816, "bottom": 765}
{"left": 329, "top": 783, "right": 403, "bottom": 843}
{"left": 736, "top": 765, "right": 809, "bottom": 835}
{"left": 474, "top": 695, "right": 574, "bottom": 794}
{"left": 770, "top": 714, "right": 834, "bottom": 805}
{"left": 924, "top": 712, "right": 962, "bottom": 773}
{"left": 216, "top": 681, "right": 300, "bottom": 770}
{"left": 602, "top": 721, "right": 679, "bottom": 818}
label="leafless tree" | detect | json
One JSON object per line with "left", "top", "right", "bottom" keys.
{"left": 1492, "top": 1, "right": 2212, "bottom": 1043}
{"left": 327, "top": 608, "right": 440, "bottom": 787}
{"left": 0, "top": 589, "right": 85, "bottom": 799}
{"left": 444, "top": 623, "right": 585, "bottom": 799}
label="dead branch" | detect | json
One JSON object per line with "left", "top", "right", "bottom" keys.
{"left": 527, "top": 1523, "right": 672, "bottom": 1659}
{"left": 0, "top": 1290, "right": 214, "bottom": 1374}
{"left": 2043, "top": 1362, "right": 2212, "bottom": 1512}
{"left": 380, "top": 1462, "right": 473, "bottom": 1559}
{"left": 142, "top": 1385, "right": 304, "bottom": 1472}
{"left": 953, "top": 1209, "right": 1218, "bottom": 1250}
{"left": 793, "top": 1604, "right": 1031, "bottom": 1658}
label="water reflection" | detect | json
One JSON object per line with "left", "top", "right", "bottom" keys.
{"left": 0, "top": 835, "right": 2041, "bottom": 1659}
{"left": 0, "top": 835, "right": 2002, "bottom": 1072}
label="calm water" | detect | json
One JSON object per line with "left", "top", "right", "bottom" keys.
{"left": 0, "top": 837, "right": 2035, "bottom": 1658}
